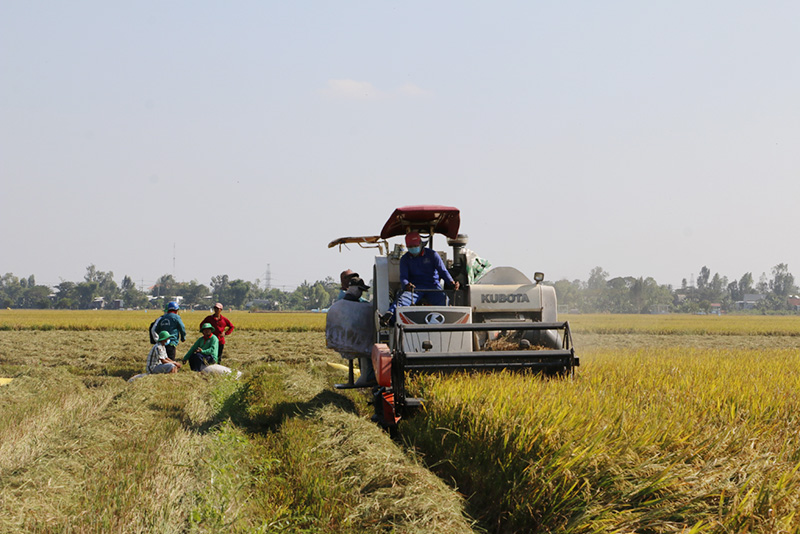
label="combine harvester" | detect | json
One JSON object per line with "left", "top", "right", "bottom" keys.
{"left": 327, "top": 205, "right": 578, "bottom": 430}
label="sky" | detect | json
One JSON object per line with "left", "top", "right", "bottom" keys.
{"left": 2, "top": 1, "right": 799, "bottom": 292}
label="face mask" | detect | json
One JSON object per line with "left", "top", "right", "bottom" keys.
{"left": 346, "top": 286, "right": 362, "bottom": 298}
{"left": 408, "top": 246, "right": 421, "bottom": 255}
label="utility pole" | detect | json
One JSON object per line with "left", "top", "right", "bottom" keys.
{"left": 173, "top": 242, "right": 176, "bottom": 278}
{"left": 265, "top": 264, "right": 271, "bottom": 290}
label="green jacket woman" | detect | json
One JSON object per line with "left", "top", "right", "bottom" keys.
{"left": 183, "top": 322, "right": 219, "bottom": 371}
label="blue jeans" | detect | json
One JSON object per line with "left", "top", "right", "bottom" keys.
{"left": 387, "top": 288, "right": 448, "bottom": 322}
{"left": 188, "top": 353, "right": 215, "bottom": 372}
{"left": 150, "top": 363, "right": 176, "bottom": 374}
{"left": 396, "top": 288, "right": 448, "bottom": 307}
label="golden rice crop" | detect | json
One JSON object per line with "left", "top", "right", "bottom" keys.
{"left": 0, "top": 309, "right": 325, "bottom": 332}
{"left": 404, "top": 345, "right": 800, "bottom": 532}
{"left": 565, "top": 313, "right": 800, "bottom": 336}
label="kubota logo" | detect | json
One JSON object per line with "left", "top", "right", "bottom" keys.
{"left": 481, "top": 293, "right": 530, "bottom": 304}
{"left": 425, "top": 312, "right": 446, "bottom": 324}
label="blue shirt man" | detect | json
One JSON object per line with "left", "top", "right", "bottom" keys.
{"left": 381, "top": 232, "right": 460, "bottom": 325}
{"left": 150, "top": 301, "right": 187, "bottom": 359}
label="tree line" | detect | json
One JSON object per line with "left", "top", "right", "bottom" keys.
{"left": 0, "top": 265, "right": 342, "bottom": 311}
{"left": 2, "top": 262, "right": 797, "bottom": 314}
{"left": 552, "top": 263, "right": 797, "bottom": 314}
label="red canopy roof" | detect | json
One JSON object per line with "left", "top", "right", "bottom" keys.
{"left": 379, "top": 205, "right": 461, "bottom": 239}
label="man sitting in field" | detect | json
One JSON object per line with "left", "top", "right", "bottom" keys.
{"left": 146, "top": 330, "right": 183, "bottom": 374}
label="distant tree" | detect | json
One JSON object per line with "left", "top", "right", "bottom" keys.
{"left": 727, "top": 280, "right": 740, "bottom": 303}
{"left": 152, "top": 274, "right": 177, "bottom": 298}
{"left": 208, "top": 277, "right": 252, "bottom": 309}
{"left": 210, "top": 274, "right": 230, "bottom": 301}
{"left": 321, "top": 276, "right": 341, "bottom": 303}
{"left": 770, "top": 263, "right": 795, "bottom": 297}
{"left": 121, "top": 276, "right": 135, "bottom": 291}
{"left": 84, "top": 264, "right": 100, "bottom": 283}
{"left": 585, "top": 267, "right": 609, "bottom": 312}
{"left": 739, "top": 273, "right": 754, "bottom": 296}
{"left": 0, "top": 273, "right": 23, "bottom": 307}
{"left": 120, "top": 275, "right": 148, "bottom": 309}
{"left": 83, "top": 264, "right": 118, "bottom": 304}
{"left": 710, "top": 273, "right": 727, "bottom": 298}
{"left": 693, "top": 271, "right": 728, "bottom": 307}
{"left": 647, "top": 279, "right": 674, "bottom": 313}
{"left": 21, "top": 285, "right": 51, "bottom": 309}
{"left": 630, "top": 277, "right": 649, "bottom": 313}
{"left": 310, "top": 281, "right": 331, "bottom": 309}
{"left": 54, "top": 281, "right": 77, "bottom": 309}
{"left": 0, "top": 273, "right": 52, "bottom": 308}
{"left": 55, "top": 297, "right": 75, "bottom": 309}
{"left": 177, "top": 280, "right": 210, "bottom": 309}
{"left": 227, "top": 280, "right": 252, "bottom": 309}
{"left": 257, "top": 288, "right": 290, "bottom": 310}
{"left": 75, "top": 281, "right": 99, "bottom": 309}
{"left": 756, "top": 273, "right": 769, "bottom": 294}
{"left": 696, "top": 266, "right": 711, "bottom": 290}
{"left": 290, "top": 281, "right": 312, "bottom": 310}
{"left": 553, "top": 279, "right": 582, "bottom": 310}
{"left": 587, "top": 267, "right": 608, "bottom": 290}
{"left": 607, "top": 276, "right": 635, "bottom": 313}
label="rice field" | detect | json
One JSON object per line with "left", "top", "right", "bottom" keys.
{"left": 0, "top": 313, "right": 470, "bottom": 533}
{"left": 565, "top": 313, "right": 800, "bottom": 337}
{"left": 0, "top": 309, "right": 325, "bottom": 332}
{"left": 2, "top": 310, "right": 797, "bottom": 336}
{"left": 405, "top": 348, "right": 800, "bottom": 532}
{"left": 2, "top": 310, "right": 799, "bottom": 533}
{"left": 402, "top": 316, "right": 800, "bottom": 533}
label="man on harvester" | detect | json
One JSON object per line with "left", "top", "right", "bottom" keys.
{"left": 379, "top": 231, "right": 459, "bottom": 326}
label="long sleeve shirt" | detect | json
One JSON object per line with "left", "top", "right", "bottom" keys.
{"left": 151, "top": 312, "right": 187, "bottom": 346}
{"left": 399, "top": 248, "right": 454, "bottom": 290}
{"left": 182, "top": 335, "right": 219, "bottom": 363}
{"left": 200, "top": 315, "right": 234, "bottom": 345}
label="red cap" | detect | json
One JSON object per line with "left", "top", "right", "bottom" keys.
{"left": 214, "top": 302, "right": 223, "bottom": 309}
{"left": 405, "top": 232, "right": 422, "bottom": 247}
{"left": 340, "top": 269, "right": 356, "bottom": 289}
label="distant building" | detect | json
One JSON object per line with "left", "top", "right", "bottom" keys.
{"left": 735, "top": 294, "right": 766, "bottom": 310}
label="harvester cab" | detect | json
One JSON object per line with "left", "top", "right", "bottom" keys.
{"left": 326, "top": 205, "right": 578, "bottom": 430}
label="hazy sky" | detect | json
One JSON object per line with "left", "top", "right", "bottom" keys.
{"left": 2, "top": 2, "right": 799, "bottom": 292}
